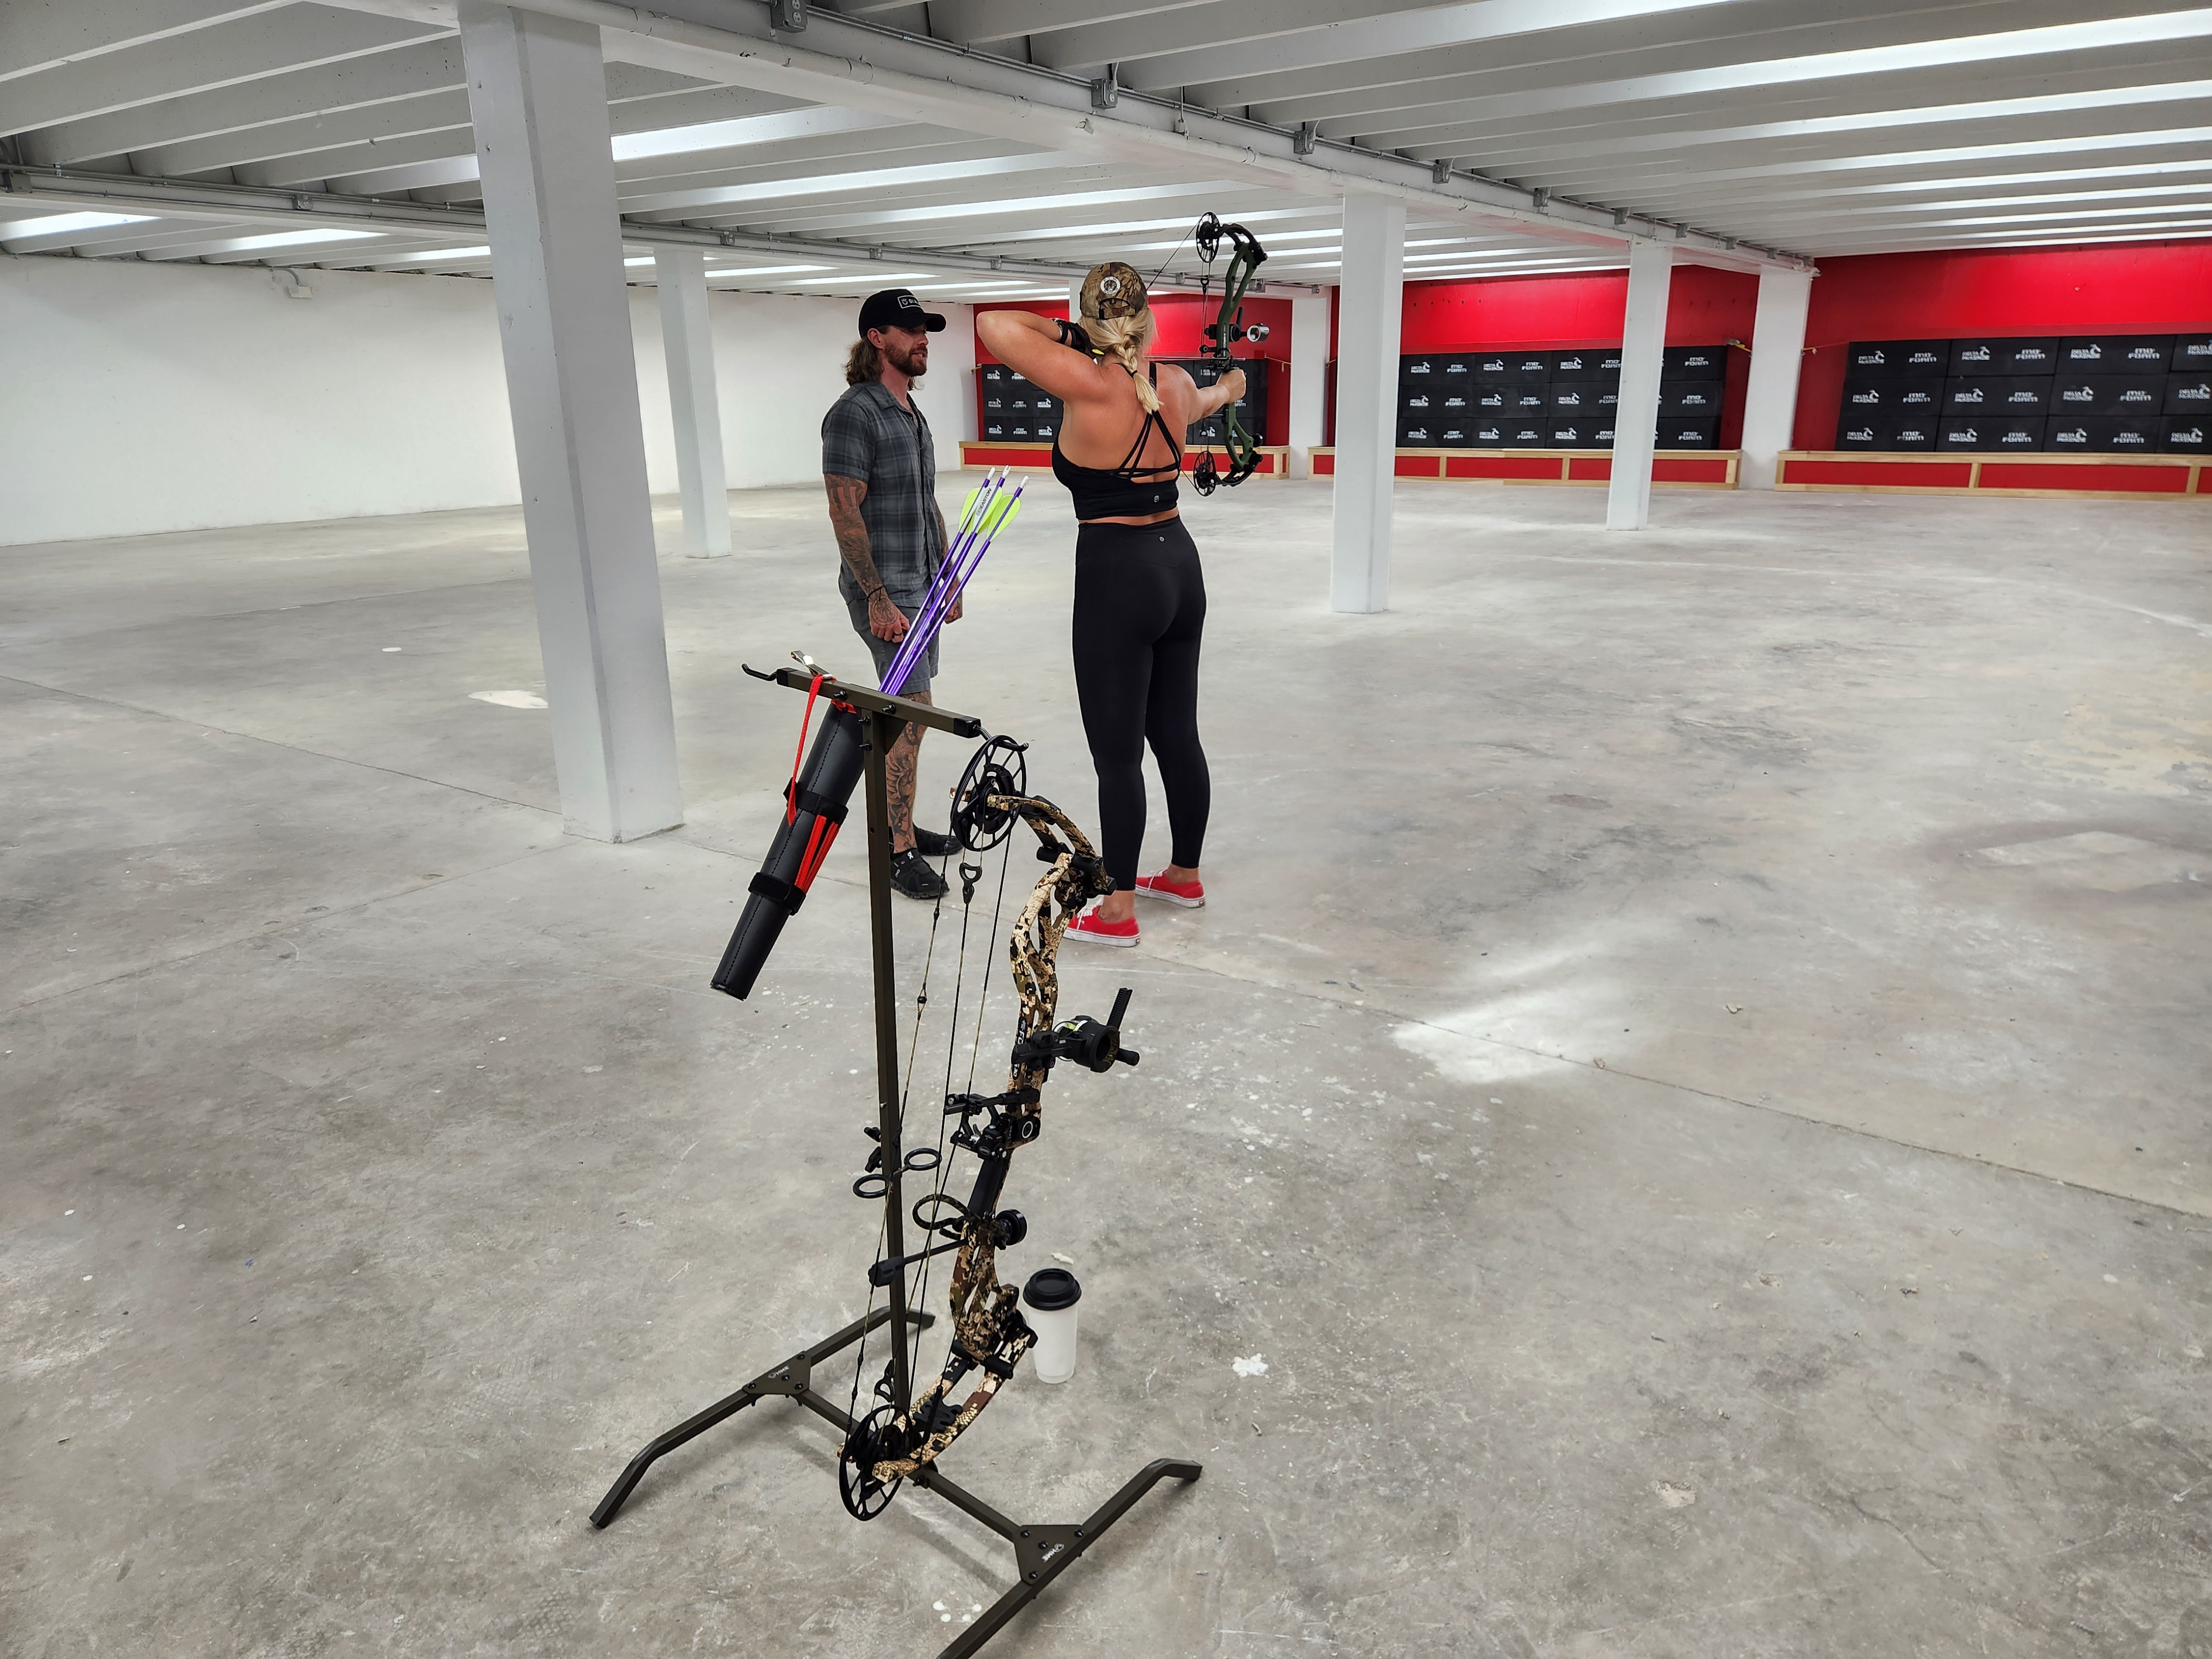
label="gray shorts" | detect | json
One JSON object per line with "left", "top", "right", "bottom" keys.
{"left": 846, "top": 594, "right": 938, "bottom": 695}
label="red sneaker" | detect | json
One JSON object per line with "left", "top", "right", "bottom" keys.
{"left": 1134, "top": 870, "right": 1205, "bottom": 908}
{"left": 1067, "top": 904, "right": 1139, "bottom": 947}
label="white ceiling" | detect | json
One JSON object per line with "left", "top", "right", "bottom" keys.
{"left": 2, "top": 0, "right": 2208, "bottom": 296}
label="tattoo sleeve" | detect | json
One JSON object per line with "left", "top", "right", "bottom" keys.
{"left": 825, "top": 473, "right": 885, "bottom": 594}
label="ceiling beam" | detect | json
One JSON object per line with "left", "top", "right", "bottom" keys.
{"left": 1159, "top": 0, "right": 2151, "bottom": 102}
{"left": 1390, "top": 76, "right": 2212, "bottom": 170}
{"left": 928, "top": 0, "right": 1209, "bottom": 49}
{"left": 321, "top": 0, "right": 1808, "bottom": 269}
{"left": 1, "top": 10, "right": 449, "bottom": 139}
{"left": 1252, "top": 24, "right": 2212, "bottom": 137}
{"left": 0, "top": 0, "right": 291, "bottom": 84}
{"left": 1055, "top": 0, "right": 1716, "bottom": 79}
{"left": 18, "top": 37, "right": 468, "bottom": 167}
{"left": 0, "top": 163, "right": 1328, "bottom": 290}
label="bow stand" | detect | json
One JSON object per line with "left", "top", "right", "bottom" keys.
{"left": 589, "top": 665, "right": 1200, "bottom": 1659}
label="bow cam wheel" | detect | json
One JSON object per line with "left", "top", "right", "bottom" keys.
{"left": 950, "top": 734, "right": 1028, "bottom": 852}
{"left": 839, "top": 1405, "right": 905, "bottom": 1521}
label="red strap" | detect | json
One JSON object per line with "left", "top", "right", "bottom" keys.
{"left": 785, "top": 672, "right": 826, "bottom": 824}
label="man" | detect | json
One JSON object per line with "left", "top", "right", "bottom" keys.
{"left": 822, "top": 287, "right": 962, "bottom": 901}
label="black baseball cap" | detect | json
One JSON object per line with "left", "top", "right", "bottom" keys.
{"left": 858, "top": 288, "right": 946, "bottom": 336}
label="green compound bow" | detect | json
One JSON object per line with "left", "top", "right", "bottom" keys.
{"left": 1190, "top": 211, "right": 1270, "bottom": 495}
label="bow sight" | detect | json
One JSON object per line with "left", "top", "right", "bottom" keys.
{"left": 1191, "top": 211, "right": 1269, "bottom": 495}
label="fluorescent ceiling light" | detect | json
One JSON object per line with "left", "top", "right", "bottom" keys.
{"left": 1528, "top": 80, "right": 2212, "bottom": 166}
{"left": 624, "top": 152, "right": 1087, "bottom": 216}
{"left": 773, "top": 181, "right": 1232, "bottom": 235}
{"left": 705, "top": 263, "right": 838, "bottom": 278}
{"left": 380, "top": 245, "right": 491, "bottom": 262}
{"left": 612, "top": 107, "right": 902, "bottom": 163}
{"left": 1739, "top": 188, "right": 2212, "bottom": 230}
{"left": 1408, "top": 262, "right": 1624, "bottom": 279}
{"left": 1651, "top": 127, "right": 2212, "bottom": 189}
{"left": 0, "top": 210, "right": 153, "bottom": 239}
{"left": 1810, "top": 159, "right": 2212, "bottom": 198}
{"left": 781, "top": 270, "right": 938, "bottom": 285}
{"left": 953, "top": 206, "right": 1329, "bottom": 247}
{"left": 1892, "top": 201, "right": 2212, "bottom": 229}
{"left": 1844, "top": 223, "right": 2212, "bottom": 252}
{"left": 221, "top": 228, "right": 384, "bottom": 252}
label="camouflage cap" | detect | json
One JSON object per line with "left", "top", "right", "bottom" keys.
{"left": 1079, "top": 261, "right": 1149, "bottom": 323}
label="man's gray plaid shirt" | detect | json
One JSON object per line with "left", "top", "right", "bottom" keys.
{"left": 822, "top": 380, "right": 944, "bottom": 608}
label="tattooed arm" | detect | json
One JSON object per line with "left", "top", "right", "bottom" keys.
{"left": 825, "top": 473, "right": 908, "bottom": 642}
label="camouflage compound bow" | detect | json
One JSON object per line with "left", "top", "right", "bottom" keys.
{"left": 839, "top": 759, "right": 1140, "bottom": 1519}
{"left": 1190, "top": 211, "right": 1271, "bottom": 495}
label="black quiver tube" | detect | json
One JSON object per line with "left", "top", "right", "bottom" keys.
{"left": 711, "top": 705, "right": 866, "bottom": 999}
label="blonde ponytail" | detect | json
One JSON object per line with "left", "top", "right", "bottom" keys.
{"left": 1083, "top": 311, "right": 1160, "bottom": 413}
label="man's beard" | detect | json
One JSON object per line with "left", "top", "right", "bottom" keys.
{"left": 884, "top": 341, "right": 928, "bottom": 382}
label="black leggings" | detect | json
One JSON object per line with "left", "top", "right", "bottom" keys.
{"left": 1072, "top": 517, "right": 1209, "bottom": 892}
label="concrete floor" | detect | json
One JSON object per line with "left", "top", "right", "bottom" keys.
{"left": 4, "top": 476, "right": 2209, "bottom": 1658}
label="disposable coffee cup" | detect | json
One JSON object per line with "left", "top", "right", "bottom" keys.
{"left": 1022, "top": 1267, "right": 1082, "bottom": 1384}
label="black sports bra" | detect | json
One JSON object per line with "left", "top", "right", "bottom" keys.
{"left": 1051, "top": 364, "right": 1181, "bottom": 520}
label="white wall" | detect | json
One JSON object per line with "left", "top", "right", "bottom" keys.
{"left": 0, "top": 254, "right": 974, "bottom": 546}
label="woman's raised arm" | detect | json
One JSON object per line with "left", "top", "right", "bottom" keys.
{"left": 974, "top": 310, "right": 1119, "bottom": 405}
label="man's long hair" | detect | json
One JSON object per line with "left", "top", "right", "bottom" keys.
{"left": 846, "top": 333, "right": 925, "bottom": 389}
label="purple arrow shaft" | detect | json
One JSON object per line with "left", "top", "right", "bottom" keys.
{"left": 881, "top": 472, "right": 1004, "bottom": 691}
{"left": 884, "top": 480, "right": 1023, "bottom": 697}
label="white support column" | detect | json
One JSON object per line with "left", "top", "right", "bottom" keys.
{"left": 1287, "top": 290, "right": 1329, "bottom": 478}
{"left": 1739, "top": 267, "right": 1814, "bottom": 491}
{"left": 1331, "top": 193, "right": 1405, "bottom": 613}
{"left": 460, "top": 0, "right": 682, "bottom": 841}
{"left": 1068, "top": 276, "right": 1083, "bottom": 321}
{"left": 1605, "top": 239, "right": 1674, "bottom": 532}
{"left": 654, "top": 246, "right": 731, "bottom": 557}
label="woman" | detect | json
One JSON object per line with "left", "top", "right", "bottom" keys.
{"left": 976, "top": 263, "right": 1246, "bottom": 946}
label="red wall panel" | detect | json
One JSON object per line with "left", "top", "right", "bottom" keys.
{"left": 1794, "top": 239, "right": 2212, "bottom": 450}
{"left": 1397, "top": 264, "right": 1759, "bottom": 351}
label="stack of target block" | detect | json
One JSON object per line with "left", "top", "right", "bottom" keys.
{"left": 1395, "top": 344, "right": 1727, "bottom": 451}
{"left": 1780, "top": 331, "right": 2210, "bottom": 499}
{"left": 1316, "top": 343, "right": 1740, "bottom": 487}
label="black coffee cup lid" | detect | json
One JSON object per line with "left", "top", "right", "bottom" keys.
{"left": 1022, "top": 1267, "right": 1081, "bottom": 1311}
